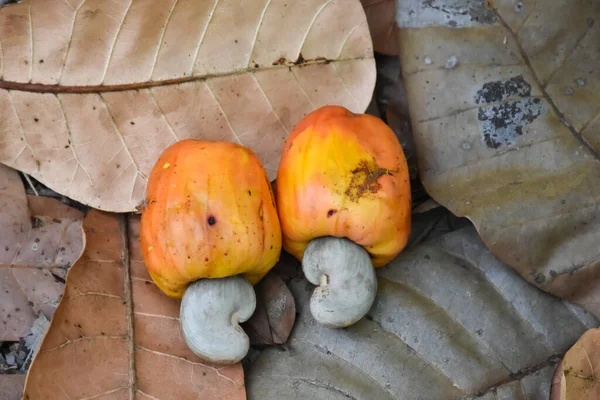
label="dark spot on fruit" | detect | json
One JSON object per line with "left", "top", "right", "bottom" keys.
{"left": 327, "top": 209, "right": 336, "bottom": 217}
{"left": 248, "top": 190, "right": 251, "bottom": 196}
{"left": 34, "top": 238, "right": 40, "bottom": 243}
{"left": 34, "top": 117, "right": 39, "bottom": 122}
{"left": 208, "top": 216, "right": 216, "bottom": 226}
{"left": 15, "top": 308, "right": 20, "bottom": 312}
{"left": 205, "top": 258, "right": 209, "bottom": 262}
{"left": 203, "top": 372, "right": 207, "bottom": 376}
{"left": 254, "top": 63, "right": 259, "bottom": 68}
{"left": 272, "top": 57, "right": 287, "bottom": 66}
{"left": 345, "top": 159, "right": 393, "bottom": 202}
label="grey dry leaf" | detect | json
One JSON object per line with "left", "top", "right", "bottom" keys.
{"left": 246, "top": 227, "right": 599, "bottom": 400}
{"left": 397, "top": 0, "right": 600, "bottom": 316}
{"left": 0, "top": 0, "right": 375, "bottom": 212}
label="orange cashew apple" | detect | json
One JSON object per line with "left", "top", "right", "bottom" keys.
{"left": 140, "top": 140, "right": 282, "bottom": 364}
{"left": 276, "top": 105, "right": 411, "bottom": 327}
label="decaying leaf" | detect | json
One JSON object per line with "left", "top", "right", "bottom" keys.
{"left": 397, "top": 0, "right": 600, "bottom": 316}
{"left": 246, "top": 227, "right": 598, "bottom": 399}
{"left": 0, "top": 164, "right": 83, "bottom": 342}
{"left": 360, "top": 0, "right": 400, "bottom": 55}
{"left": 0, "top": 375, "right": 25, "bottom": 400}
{"left": 0, "top": 0, "right": 375, "bottom": 213}
{"left": 23, "top": 212, "right": 245, "bottom": 400}
{"left": 550, "top": 328, "right": 600, "bottom": 400}
{"left": 243, "top": 270, "right": 296, "bottom": 346}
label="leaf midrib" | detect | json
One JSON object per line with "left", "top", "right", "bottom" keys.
{"left": 0, "top": 57, "right": 368, "bottom": 94}
{"left": 119, "top": 214, "right": 136, "bottom": 399}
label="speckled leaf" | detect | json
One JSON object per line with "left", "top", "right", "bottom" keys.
{"left": 23, "top": 212, "right": 245, "bottom": 400}
{"left": 550, "top": 328, "right": 600, "bottom": 400}
{"left": 0, "top": 164, "right": 83, "bottom": 342}
{"left": 396, "top": 0, "right": 600, "bottom": 316}
{"left": 0, "top": 0, "right": 375, "bottom": 212}
{"left": 246, "top": 227, "right": 598, "bottom": 399}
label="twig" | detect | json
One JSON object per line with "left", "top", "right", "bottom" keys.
{"left": 22, "top": 173, "right": 39, "bottom": 196}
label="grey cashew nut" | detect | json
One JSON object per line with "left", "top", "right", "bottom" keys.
{"left": 302, "top": 237, "right": 377, "bottom": 328}
{"left": 180, "top": 276, "right": 255, "bottom": 364}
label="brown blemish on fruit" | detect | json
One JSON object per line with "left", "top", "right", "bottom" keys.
{"left": 345, "top": 159, "right": 393, "bottom": 202}
{"left": 327, "top": 209, "right": 337, "bottom": 217}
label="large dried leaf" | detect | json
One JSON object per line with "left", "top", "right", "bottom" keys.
{"left": 360, "top": 0, "right": 400, "bottom": 55}
{"left": 246, "top": 227, "right": 599, "bottom": 399}
{"left": 23, "top": 211, "right": 245, "bottom": 400}
{"left": 0, "top": 0, "right": 375, "bottom": 212}
{"left": 550, "top": 328, "right": 600, "bottom": 400}
{"left": 0, "top": 165, "right": 83, "bottom": 342}
{"left": 396, "top": 0, "right": 600, "bottom": 316}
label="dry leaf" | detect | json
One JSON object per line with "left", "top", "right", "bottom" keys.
{"left": 246, "top": 227, "right": 598, "bottom": 399}
{"left": 0, "top": 375, "right": 25, "bottom": 400}
{"left": 243, "top": 270, "right": 296, "bottom": 346}
{"left": 397, "top": 0, "right": 600, "bottom": 316}
{"left": 550, "top": 328, "right": 600, "bottom": 400}
{"left": 360, "top": 0, "right": 400, "bottom": 55}
{"left": 0, "top": 165, "right": 83, "bottom": 342}
{"left": 0, "top": 0, "right": 375, "bottom": 213}
{"left": 23, "top": 212, "right": 245, "bottom": 400}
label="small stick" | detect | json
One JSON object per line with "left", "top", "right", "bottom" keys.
{"left": 22, "top": 173, "right": 39, "bottom": 196}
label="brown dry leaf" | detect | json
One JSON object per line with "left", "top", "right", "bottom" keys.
{"left": 360, "top": 0, "right": 400, "bottom": 56}
{"left": 550, "top": 328, "right": 600, "bottom": 400}
{"left": 0, "top": 164, "right": 83, "bottom": 342}
{"left": 243, "top": 270, "right": 295, "bottom": 346}
{"left": 0, "top": 0, "right": 375, "bottom": 213}
{"left": 23, "top": 212, "right": 245, "bottom": 400}
{"left": 397, "top": 0, "right": 600, "bottom": 316}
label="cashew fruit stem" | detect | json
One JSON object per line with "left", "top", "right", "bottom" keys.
{"left": 180, "top": 276, "right": 255, "bottom": 364}
{"left": 302, "top": 237, "right": 377, "bottom": 328}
